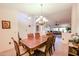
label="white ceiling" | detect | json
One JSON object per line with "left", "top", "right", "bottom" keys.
{"left": 0, "top": 3, "right": 73, "bottom": 26}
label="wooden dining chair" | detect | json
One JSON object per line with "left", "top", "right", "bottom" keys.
{"left": 46, "top": 32, "right": 55, "bottom": 51}
{"left": 35, "top": 33, "right": 40, "bottom": 39}
{"left": 11, "top": 37, "right": 28, "bottom": 56}
{"left": 35, "top": 36, "right": 54, "bottom": 56}
{"left": 18, "top": 32, "right": 26, "bottom": 48}
{"left": 27, "top": 33, "right": 34, "bottom": 39}
{"left": 18, "top": 32, "right": 22, "bottom": 46}
{"left": 45, "top": 36, "right": 54, "bottom": 55}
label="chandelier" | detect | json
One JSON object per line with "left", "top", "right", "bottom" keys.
{"left": 36, "top": 4, "right": 48, "bottom": 25}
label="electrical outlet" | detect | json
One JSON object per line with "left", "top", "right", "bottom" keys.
{"left": 9, "top": 42, "right": 11, "bottom": 44}
{"left": 62, "top": 38, "right": 64, "bottom": 40}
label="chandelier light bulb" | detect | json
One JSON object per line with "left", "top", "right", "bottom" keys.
{"left": 36, "top": 4, "right": 48, "bottom": 25}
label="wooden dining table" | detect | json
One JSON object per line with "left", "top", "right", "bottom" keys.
{"left": 20, "top": 35, "right": 48, "bottom": 55}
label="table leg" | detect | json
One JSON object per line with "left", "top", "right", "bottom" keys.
{"left": 27, "top": 49, "right": 31, "bottom": 56}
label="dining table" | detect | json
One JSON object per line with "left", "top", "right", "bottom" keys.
{"left": 20, "top": 35, "right": 48, "bottom": 55}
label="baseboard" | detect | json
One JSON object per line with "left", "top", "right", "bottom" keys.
{"left": 0, "top": 47, "right": 14, "bottom": 53}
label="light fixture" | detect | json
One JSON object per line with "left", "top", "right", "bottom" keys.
{"left": 36, "top": 4, "right": 48, "bottom": 25}
{"left": 55, "top": 21, "right": 59, "bottom": 27}
{"left": 28, "top": 17, "right": 31, "bottom": 19}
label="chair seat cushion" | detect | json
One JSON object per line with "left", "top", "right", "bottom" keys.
{"left": 19, "top": 46, "right": 27, "bottom": 54}
{"left": 37, "top": 46, "right": 46, "bottom": 52}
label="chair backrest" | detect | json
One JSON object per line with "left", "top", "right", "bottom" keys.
{"left": 27, "top": 33, "right": 34, "bottom": 39}
{"left": 11, "top": 37, "right": 20, "bottom": 56}
{"left": 45, "top": 36, "right": 54, "bottom": 55}
{"left": 46, "top": 32, "right": 55, "bottom": 42}
{"left": 46, "top": 32, "right": 52, "bottom": 37}
{"left": 35, "top": 33, "right": 40, "bottom": 39}
{"left": 18, "top": 32, "right": 22, "bottom": 46}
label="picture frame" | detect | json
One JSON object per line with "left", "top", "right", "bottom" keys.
{"left": 2, "top": 20, "right": 11, "bottom": 29}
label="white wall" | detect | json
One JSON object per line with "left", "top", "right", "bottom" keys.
{"left": 0, "top": 6, "right": 36, "bottom": 52}
{"left": 16, "top": 12, "right": 36, "bottom": 39}
{"left": 0, "top": 8, "right": 18, "bottom": 52}
{"left": 71, "top": 4, "right": 79, "bottom": 33}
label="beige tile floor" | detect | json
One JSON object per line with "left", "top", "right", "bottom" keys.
{"left": 0, "top": 36, "right": 68, "bottom": 56}
{"left": 53, "top": 36, "right": 68, "bottom": 56}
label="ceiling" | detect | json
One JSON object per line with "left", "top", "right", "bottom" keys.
{"left": 0, "top": 3, "right": 73, "bottom": 27}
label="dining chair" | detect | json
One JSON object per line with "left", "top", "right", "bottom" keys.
{"left": 46, "top": 32, "right": 55, "bottom": 51}
{"left": 18, "top": 32, "right": 22, "bottom": 46}
{"left": 35, "top": 36, "right": 54, "bottom": 56}
{"left": 45, "top": 36, "right": 55, "bottom": 56}
{"left": 11, "top": 37, "right": 28, "bottom": 56}
{"left": 35, "top": 33, "right": 40, "bottom": 39}
{"left": 18, "top": 32, "right": 26, "bottom": 48}
{"left": 27, "top": 33, "right": 34, "bottom": 39}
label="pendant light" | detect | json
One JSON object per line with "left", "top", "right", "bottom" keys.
{"left": 36, "top": 4, "right": 48, "bottom": 25}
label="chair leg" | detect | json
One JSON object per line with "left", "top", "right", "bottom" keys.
{"left": 27, "top": 49, "right": 31, "bottom": 56}
{"left": 53, "top": 44, "right": 55, "bottom": 51}
{"left": 49, "top": 47, "right": 53, "bottom": 56}
{"left": 22, "top": 44, "right": 26, "bottom": 48}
